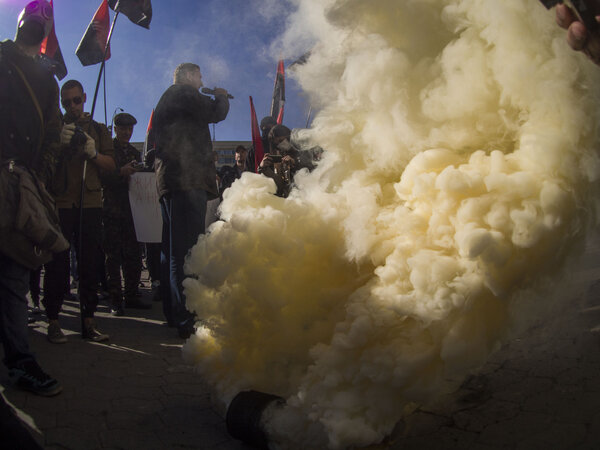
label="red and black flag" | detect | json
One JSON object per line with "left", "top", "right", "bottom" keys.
{"left": 270, "top": 60, "right": 285, "bottom": 124}
{"left": 250, "top": 96, "right": 264, "bottom": 173}
{"left": 108, "top": 0, "right": 152, "bottom": 29}
{"left": 75, "top": 0, "right": 111, "bottom": 66}
{"left": 39, "top": 0, "right": 67, "bottom": 80}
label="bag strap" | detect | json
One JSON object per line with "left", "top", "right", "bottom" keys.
{"left": 9, "top": 61, "right": 45, "bottom": 166}
{"left": 10, "top": 61, "right": 44, "bottom": 128}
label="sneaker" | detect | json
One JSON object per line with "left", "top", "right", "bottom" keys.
{"left": 47, "top": 321, "right": 67, "bottom": 344}
{"left": 83, "top": 319, "right": 109, "bottom": 342}
{"left": 8, "top": 360, "right": 62, "bottom": 396}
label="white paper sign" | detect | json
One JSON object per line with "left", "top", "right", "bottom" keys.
{"left": 128, "top": 172, "right": 162, "bottom": 243}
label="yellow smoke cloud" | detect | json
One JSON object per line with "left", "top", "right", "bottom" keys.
{"left": 183, "top": 0, "right": 600, "bottom": 448}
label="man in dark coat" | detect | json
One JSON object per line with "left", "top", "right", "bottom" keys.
{"left": 153, "top": 62, "right": 229, "bottom": 337}
{"left": 0, "top": 0, "right": 62, "bottom": 396}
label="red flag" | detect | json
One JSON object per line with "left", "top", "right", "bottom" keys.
{"left": 109, "top": 0, "right": 152, "bottom": 29}
{"left": 39, "top": 1, "right": 67, "bottom": 80}
{"left": 75, "top": 0, "right": 111, "bottom": 66}
{"left": 143, "top": 108, "right": 155, "bottom": 161}
{"left": 270, "top": 60, "right": 285, "bottom": 124}
{"left": 250, "top": 96, "right": 264, "bottom": 173}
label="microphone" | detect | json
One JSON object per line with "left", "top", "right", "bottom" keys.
{"left": 201, "top": 87, "right": 234, "bottom": 99}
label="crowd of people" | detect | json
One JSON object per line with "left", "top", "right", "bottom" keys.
{"left": 0, "top": 0, "right": 322, "bottom": 400}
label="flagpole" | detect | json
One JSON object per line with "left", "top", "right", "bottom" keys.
{"left": 103, "top": 65, "right": 108, "bottom": 126}
{"left": 305, "top": 105, "right": 312, "bottom": 128}
{"left": 90, "top": 3, "right": 121, "bottom": 120}
{"left": 78, "top": 0, "right": 121, "bottom": 336}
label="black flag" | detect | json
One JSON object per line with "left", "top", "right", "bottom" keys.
{"left": 108, "top": 0, "right": 152, "bottom": 29}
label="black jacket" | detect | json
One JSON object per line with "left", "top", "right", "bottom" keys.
{"left": 0, "top": 39, "right": 61, "bottom": 185}
{"left": 153, "top": 83, "right": 229, "bottom": 198}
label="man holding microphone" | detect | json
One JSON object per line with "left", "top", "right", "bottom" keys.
{"left": 153, "top": 63, "right": 230, "bottom": 338}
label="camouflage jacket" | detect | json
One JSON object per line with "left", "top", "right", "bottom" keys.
{"left": 49, "top": 113, "right": 114, "bottom": 209}
{"left": 101, "top": 139, "right": 141, "bottom": 217}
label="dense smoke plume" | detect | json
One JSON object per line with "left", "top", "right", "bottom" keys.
{"left": 183, "top": 0, "right": 600, "bottom": 448}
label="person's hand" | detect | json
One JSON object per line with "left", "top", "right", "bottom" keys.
{"left": 556, "top": 3, "right": 600, "bottom": 65}
{"left": 259, "top": 154, "right": 274, "bottom": 169}
{"left": 282, "top": 154, "right": 296, "bottom": 168}
{"left": 81, "top": 132, "right": 98, "bottom": 160}
{"left": 119, "top": 161, "right": 138, "bottom": 177}
{"left": 60, "top": 123, "right": 76, "bottom": 145}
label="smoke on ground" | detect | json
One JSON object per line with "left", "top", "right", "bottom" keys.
{"left": 182, "top": 0, "right": 600, "bottom": 448}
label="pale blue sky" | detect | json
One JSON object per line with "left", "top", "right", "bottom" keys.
{"left": 0, "top": 0, "right": 312, "bottom": 142}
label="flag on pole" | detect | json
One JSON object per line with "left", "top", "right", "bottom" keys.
{"left": 270, "top": 59, "right": 285, "bottom": 124}
{"left": 75, "top": 0, "right": 111, "bottom": 66}
{"left": 250, "top": 96, "right": 264, "bottom": 173}
{"left": 108, "top": 0, "right": 152, "bottom": 29}
{"left": 39, "top": 0, "right": 67, "bottom": 80}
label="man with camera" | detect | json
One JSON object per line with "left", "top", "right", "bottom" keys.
{"left": 0, "top": 0, "right": 63, "bottom": 397}
{"left": 43, "top": 79, "right": 115, "bottom": 343}
{"left": 101, "top": 112, "right": 148, "bottom": 316}
{"left": 258, "top": 124, "right": 314, "bottom": 198}
{"left": 153, "top": 62, "right": 230, "bottom": 338}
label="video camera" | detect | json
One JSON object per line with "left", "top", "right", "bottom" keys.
{"left": 69, "top": 126, "right": 87, "bottom": 152}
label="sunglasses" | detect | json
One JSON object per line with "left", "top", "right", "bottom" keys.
{"left": 61, "top": 96, "right": 82, "bottom": 108}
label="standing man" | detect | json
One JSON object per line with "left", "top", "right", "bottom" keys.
{"left": 0, "top": 0, "right": 62, "bottom": 395}
{"left": 153, "top": 63, "right": 229, "bottom": 338}
{"left": 44, "top": 79, "right": 115, "bottom": 343}
{"left": 101, "top": 112, "right": 148, "bottom": 316}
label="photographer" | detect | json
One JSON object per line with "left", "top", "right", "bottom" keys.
{"left": 43, "top": 79, "right": 115, "bottom": 343}
{"left": 101, "top": 112, "right": 148, "bottom": 316}
{"left": 258, "top": 124, "right": 314, "bottom": 198}
{"left": 0, "top": 0, "right": 62, "bottom": 396}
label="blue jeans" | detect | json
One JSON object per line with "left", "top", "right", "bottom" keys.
{"left": 160, "top": 189, "right": 207, "bottom": 329}
{"left": 0, "top": 253, "right": 34, "bottom": 368}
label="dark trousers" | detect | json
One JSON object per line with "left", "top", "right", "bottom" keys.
{"left": 43, "top": 207, "right": 102, "bottom": 320}
{"left": 146, "top": 243, "right": 161, "bottom": 283}
{"left": 29, "top": 267, "right": 41, "bottom": 306}
{"left": 103, "top": 214, "right": 142, "bottom": 305}
{"left": 0, "top": 253, "right": 34, "bottom": 367}
{"left": 160, "top": 189, "right": 207, "bottom": 329}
